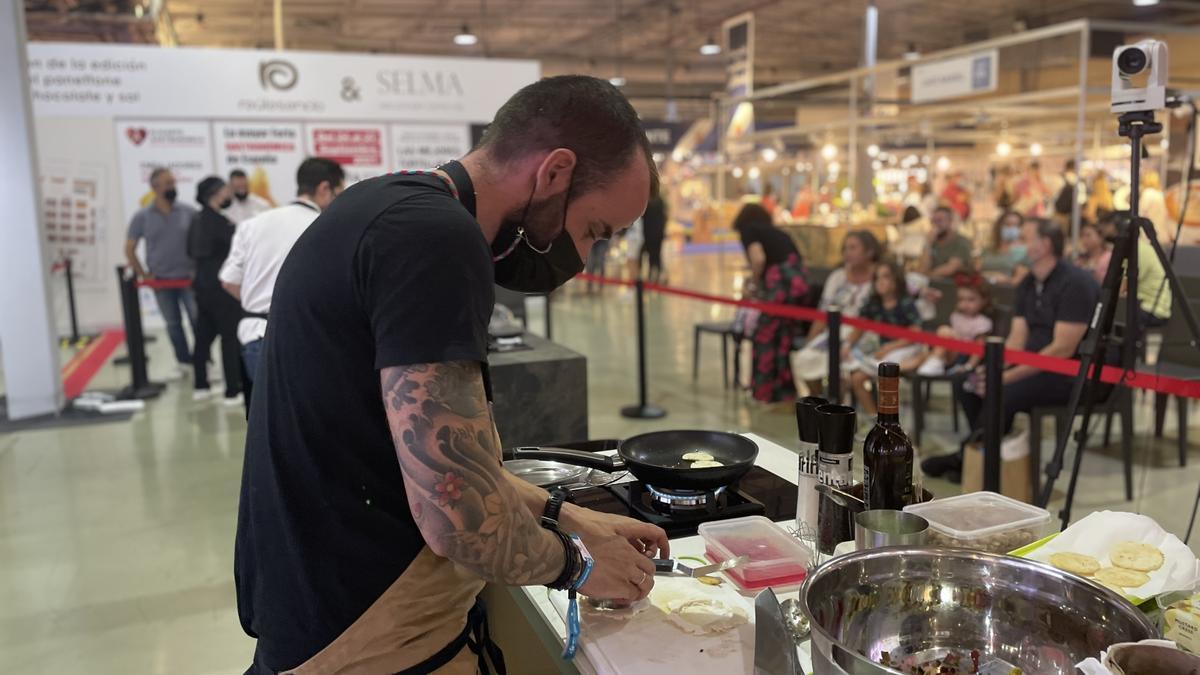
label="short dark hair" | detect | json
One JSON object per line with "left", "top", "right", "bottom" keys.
{"left": 476, "top": 75, "right": 658, "bottom": 198}
{"left": 229, "top": 169, "right": 248, "bottom": 180}
{"left": 934, "top": 205, "right": 953, "bottom": 218}
{"left": 1026, "top": 217, "right": 1064, "bottom": 257}
{"left": 296, "top": 157, "right": 344, "bottom": 196}
{"left": 149, "top": 167, "right": 170, "bottom": 187}
{"left": 732, "top": 202, "right": 773, "bottom": 233}
{"left": 844, "top": 229, "right": 883, "bottom": 263}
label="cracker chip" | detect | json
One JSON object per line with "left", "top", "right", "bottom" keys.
{"left": 1050, "top": 552, "right": 1102, "bottom": 576}
{"left": 1110, "top": 541, "right": 1165, "bottom": 572}
{"left": 1094, "top": 566, "right": 1151, "bottom": 588}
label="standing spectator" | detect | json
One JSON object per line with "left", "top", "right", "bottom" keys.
{"left": 1085, "top": 172, "right": 1114, "bottom": 224}
{"left": 1053, "top": 159, "right": 1086, "bottom": 225}
{"left": 220, "top": 158, "right": 345, "bottom": 390}
{"left": 1074, "top": 220, "right": 1112, "bottom": 286}
{"left": 925, "top": 218, "right": 1099, "bottom": 482}
{"left": 941, "top": 172, "right": 971, "bottom": 221}
{"left": 1140, "top": 170, "right": 1172, "bottom": 245}
{"left": 791, "top": 184, "right": 814, "bottom": 219}
{"left": 790, "top": 230, "right": 882, "bottom": 396}
{"left": 1013, "top": 161, "right": 1050, "bottom": 217}
{"left": 224, "top": 169, "right": 272, "bottom": 224}
{"left": 188, "top": 176, "right": 244, "bottom": 405}
{"left": 980, "top": 211, "right": 1029, "bottom": 285}
{"left": 125, "top": 167, "right": 197, "bottom": 377}
{"left": 993, "top": 165, "right": 1015, "bottom": 211}
{"left": 583, "top": 237, "right": 610, "bottom": 294}
{"left": 841, "top": 260, "right": 923, "bottom": 416}
{"left": 732, "top": 203, "right": 809, "bottom": 403}
{"left": 761, "top": 183, "right": 779, "bottom": 216}
{"left": 641, "top": 190, "right": 667, "bottom": 284}
{"left": 918, "top": 206, "right": 975, "bottom": 279}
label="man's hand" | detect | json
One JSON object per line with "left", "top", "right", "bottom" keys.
{"left": 566, "top": 507, "right": 669, "bottom": 560}
{"left": 577, "top": 532, "right": 658, "bottom": 602}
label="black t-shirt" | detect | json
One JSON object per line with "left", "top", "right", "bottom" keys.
{"left": 1014, "top": 259, "right": 1099, "bottom": 354}
{"left": 187, "top": 207, "right": 235, "bottom": 290}
{"left": 740, "top": 224, "right": 800, "bottom": 269}
{"left": 233, "top": 173, "right": 494, "bottom": 671}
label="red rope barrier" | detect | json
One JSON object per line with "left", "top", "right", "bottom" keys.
{"left": 136, "top": 278, "right": 192, "bottom": 290}
{"left": 574, "top": 273, "right": 1200, "bottom": 399}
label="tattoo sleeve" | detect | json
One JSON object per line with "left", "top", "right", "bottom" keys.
{"left": 381, "top": 361, "right": 565, "bottom": 585}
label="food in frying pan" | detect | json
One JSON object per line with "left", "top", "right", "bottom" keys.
{"left": 690, "top": 460, "right": 725, "bottom": 469}
{"left": 681, "top": 451, "right": 715, "bottom": 462}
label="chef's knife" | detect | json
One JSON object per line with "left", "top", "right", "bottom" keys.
{"left": 754, "top": 588, "right": 802, "bottom": 675}
{"left": 653, "top": 556, "right": 749, "bottom": 577}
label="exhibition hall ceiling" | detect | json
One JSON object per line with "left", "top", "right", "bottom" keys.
{"left": 23, "top": 0, "right": 1200, "bottom": 118}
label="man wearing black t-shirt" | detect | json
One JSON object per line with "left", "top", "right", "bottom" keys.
{"left": 235, "top": 76, "right": 667, "bottom": 674}
{"left": 925, "top": 218, "right": 1099, "bottom": 481}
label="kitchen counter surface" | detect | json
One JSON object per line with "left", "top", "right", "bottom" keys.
{"left": 511, "top": 432, "right": 813, "bottom": 675}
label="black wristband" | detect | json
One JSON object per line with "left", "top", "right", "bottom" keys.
{"left": 547, "top": 529, "right": 580, "bottom": 591}
{"left": 541, "top": 488, "right": 573, "bottom": 529}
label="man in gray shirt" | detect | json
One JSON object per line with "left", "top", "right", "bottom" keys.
{"left": 125, "top": 167, "right": 198, "bottom": 375}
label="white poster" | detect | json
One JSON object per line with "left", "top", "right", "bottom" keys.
{"left": 39, "top": 161, "right": 108, "bottom": 285}
{"left": 114, "top": 119, "right": 214, "bottom": 219}
{"left": 306, "top": 122, "right": 389, "bottom": 185}
{"left": 389, "top": 123, "right": 470, "bottom": 171}
{"left": 911, "top": 49, "right": 998, "bottom": 104}
{"left": 213, "top": 121, "right": 305, "bottom": 207}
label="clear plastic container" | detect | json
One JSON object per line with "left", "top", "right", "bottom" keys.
{"left": 698, "top": 516, "right": 813, "bottom": 591}
{"left": 903, "top": 491, "right": 1052, "bottom": 554}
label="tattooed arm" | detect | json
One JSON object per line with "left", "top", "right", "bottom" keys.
{"left": 382, "top": 361, "right": 657, "bottom": 599}
{"left": 381, "top": 361, "right": 564, "bottom": 585}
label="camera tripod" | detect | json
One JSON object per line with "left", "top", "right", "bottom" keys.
{"left": 1037, "top": 110, "right": 1200, "bottom": 529}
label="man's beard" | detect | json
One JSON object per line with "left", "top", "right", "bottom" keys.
{"left": 503, "top": 191, "right": 568, "bottom": 249}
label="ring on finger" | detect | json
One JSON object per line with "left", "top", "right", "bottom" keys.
{"left": 637, "top": 570, "right": 648, "bottom": 585}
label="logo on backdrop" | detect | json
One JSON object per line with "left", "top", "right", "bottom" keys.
{"left": 340, "top": 76, "right": 361, "bottom": 102}
{"left": 125, "top": 127, "right": 147, "bottom": 146}
{"left": 376, "top": 69, "right": 465, "bottom": 98}
{"left": 259, "top": 60, "right": 299, "bottom": 91}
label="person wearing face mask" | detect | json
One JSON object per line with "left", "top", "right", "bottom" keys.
{"left": 223, "top": 168, "right": 272, "bottom": 224}
{"left": 917, "top": 206, "right": 976, "bottom": 279}
{"left": 233, "top": 76, "right": 667, "bottom": 675}
{"left": 219, "top": 157, "right": 344, "bottom": 393}
{"left": 187, "top": 176, "right": 243, "bottom": 405}
{"left": 125, "top": 167, "right": 199, "bottom": 377}
{"left": 980, "top": 210, "right": 1030, "bottom": 286}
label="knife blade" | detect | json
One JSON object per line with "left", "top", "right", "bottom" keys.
{"left": 652, "top": 555, "right": 749, "bottom": 577}
{"left": 754, "top": 588, "right": 802, "bottom": 675}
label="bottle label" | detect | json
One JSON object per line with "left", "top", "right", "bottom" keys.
{"left": 817, "top": 451, "right": 853, "bottom": 488}
{"left": 877, "top": 376, "right": 899, "bottom": 415}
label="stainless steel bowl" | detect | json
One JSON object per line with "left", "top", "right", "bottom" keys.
{"left": 801, "top": 547, "right": 1159, "bottom": 675}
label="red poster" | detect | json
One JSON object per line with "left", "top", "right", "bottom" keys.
{"left": 310, "top": 127, "right": 383, "bottom": 167}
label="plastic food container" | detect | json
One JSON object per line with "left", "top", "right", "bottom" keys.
{"left": 699, "top": 516, "right": 812, "bottom": 591}
{"left": 903, "top": 491, "right": 1052, "bottom": 554}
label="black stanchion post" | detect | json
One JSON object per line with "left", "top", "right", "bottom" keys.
{"left": 115, "top": 266, "right": 165, "bottom": 400}
{"left": 982, "top": 336, "right": 1005, "bottom": 492}
{"left": 620, "top": 279, "right": 666, "bottom": 419}
{"left": 64, "top": 257, "right": 81, "bottom": 344}
{"left": 544, "top": 291, "right": 553, "bottom": 341}
{"left": 826, "top": 308, "right": 842, "bottom": 404}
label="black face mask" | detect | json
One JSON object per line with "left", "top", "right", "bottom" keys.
{"left": 491, "top": 185, "right": 584, "bottom": 293}
{"left": 163, "top": 188, "right": 178, "bottom": 204}
{"left": 234, "top": 191, "right": 249, "bottom": 202}
{"left": 219, "top": 198, "right": 233, "bottom": 210}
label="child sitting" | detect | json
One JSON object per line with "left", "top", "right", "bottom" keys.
{"left": 842, "top": 260, "right": 924, "bottom": 416}
{"left": 907, "top": 272, "right": 995, "bottom": 376}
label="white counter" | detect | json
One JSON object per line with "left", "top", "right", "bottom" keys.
{"left": 513, "top": 432, "right": 814, "bottom": 675}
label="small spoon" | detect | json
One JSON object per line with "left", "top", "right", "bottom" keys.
{"left": 814, "top": 483, "right": 866, "bottom": 513}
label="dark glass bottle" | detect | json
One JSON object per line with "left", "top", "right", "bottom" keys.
{"left": 862, "top": 362, "right": 915, "bottom": 510}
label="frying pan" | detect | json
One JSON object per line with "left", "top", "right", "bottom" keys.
{"left": 508, "top": 430, "right": 758, "bottom": 491}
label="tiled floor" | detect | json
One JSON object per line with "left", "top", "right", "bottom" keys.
{"left": 1, "top": 248, "right": 1197, "bottom": 672}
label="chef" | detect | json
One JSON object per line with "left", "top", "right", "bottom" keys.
{"left": 234, "top": 75, "right": 667, "bottom": 674}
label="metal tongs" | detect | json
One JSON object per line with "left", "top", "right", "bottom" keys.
{"left": 653, "top": 556, "right": 749, "bottom": 578}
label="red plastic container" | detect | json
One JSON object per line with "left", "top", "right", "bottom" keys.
{"left": 699, "top": 516, "right": 812, "bottom": 591}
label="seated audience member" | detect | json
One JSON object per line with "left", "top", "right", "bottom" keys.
{"left": 732, "top": 203, "right": 809, "bottom": 403}
{"left": 1074, "top": 219, "right": 1111, "bottom": 286}
{"left": 979, "top": 210, "right": 1029, "bottom": 285}
{"left": 1098, "top": 211, "right": 1172, "bottom": 330}
{"left": 791, "top": 230, "right": 882, "bottom": 396}
{"left": 892, "top": 205, "right": 930, "bottom": 263}
{"left": 841, "top": 260, "right": 923, "bottom": 416}
{"left": 924, "top": 218, "right": 1100, "bottom": 482}
{"left": 918, "top": 206, "right": 975, "bottom": 279}
{"left": 906, "top": 272, "right": 994, "bottom": 376}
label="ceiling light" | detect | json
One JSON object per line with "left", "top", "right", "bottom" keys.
{"left": 867, "top": 144, "right": 880, "bottom": 157}
{"left": 996, "top": 141, "right": 1012, "bottom": 157}
{"left": 821, "top": 143, "right": 837, "bottom": 160}
{"left": 1029, "top": 142, "right": 1043, "bottom": 157}
{"left": 652, "top": 152, "right": 664, "bottom": 164}
{"left": 732, "top": 166, "right": 744, "bottom": 178}
{"left": 936, "top": 156, "right": 951, "bottom": 172}
{"left": 761, "top": 148, "right": 778, "bottom": 162}
{"left": 1133, "top": 0, "right": 1160, "bottom": 6}
{"left": 609, "top": 76, "right": 626, "bottom": 87}
{"left": 671, "top": 149, "right": 685, "bottom": 162}
{"left": 453, "top": 24, "right": 478, "bottom": 46}
{"left": 748, "top": 166, "right": 761, "bottom": 180}
{"left": 840, "top": 187, "right": 853, "bottom": 203}
{"left": 827, "top": 161, "right": 841, "bottom": 174}
{"left": 795, "top": 162, "right": 805, "bottom": 172}
{"left": 134, "top": 3, "right": 144, "bottom": 18}
{"left": 871, "top": 160, "right": 883, "bottom": 171}
{"left": 700, "top": 36, "right": 721, "bottom": 56}
{"left": 904, "top": 43, "right": 920, "bottom": 60}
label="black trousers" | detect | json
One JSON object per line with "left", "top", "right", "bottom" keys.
{"left": 193, "top": 285, "right": 244, "bottom": 397}
{"left": 959, "top": 371, "right": 1077, "bottom": 436}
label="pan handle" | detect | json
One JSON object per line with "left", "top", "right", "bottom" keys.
{"left": 508, "top": 447, "right": 624, "bottom": 473}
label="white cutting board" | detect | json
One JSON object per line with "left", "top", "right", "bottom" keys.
{"left": 549, "top": 577, "right": 756, "bottom": 675}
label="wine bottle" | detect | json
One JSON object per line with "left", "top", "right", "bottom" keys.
{"left": 794, "top": 396, "right": 827, "bottom": 540}
{"left": 862, "top": 362, "right": 915, "bottom": 510}
{"left": 816, "top": 404, "right": 856, "bottom": 555}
